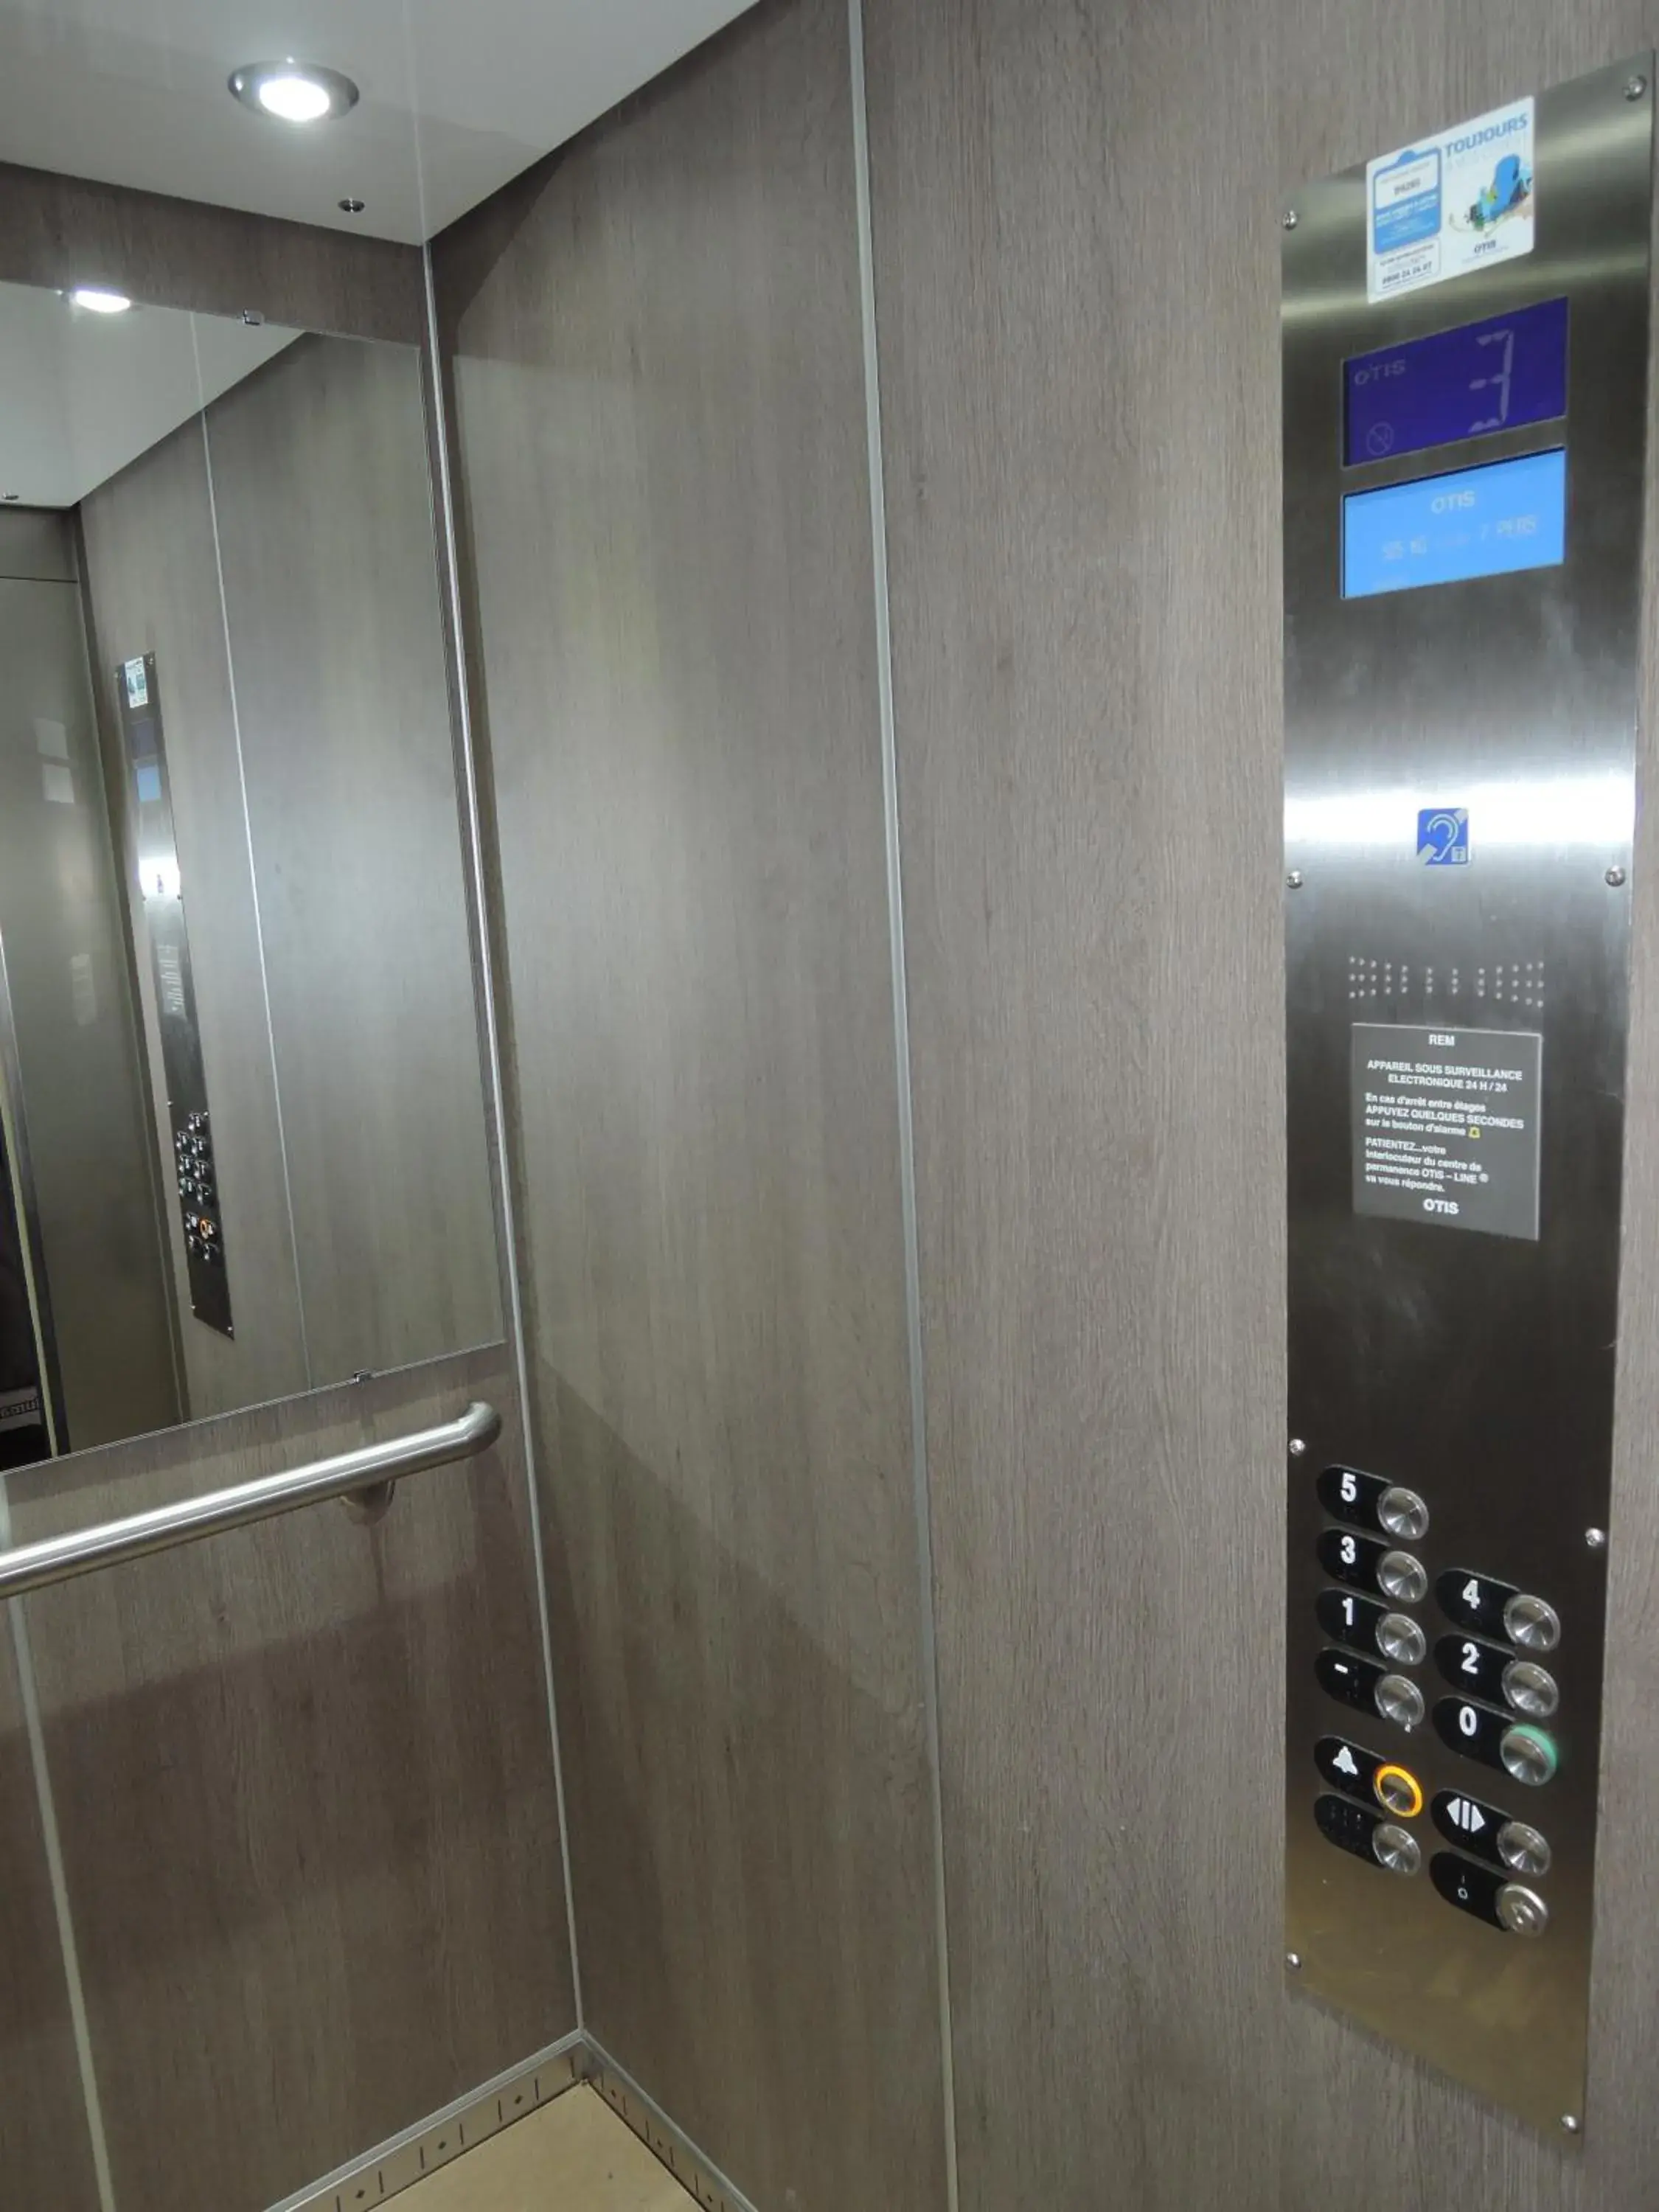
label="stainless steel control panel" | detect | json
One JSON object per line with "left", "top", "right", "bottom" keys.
{"left": 1281, "top": 58, "right": 1652, "bottom": 2135}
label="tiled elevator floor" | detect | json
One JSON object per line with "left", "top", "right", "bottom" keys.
{"left": 397, "top": 2086, "right": 693, "bottom": 2210}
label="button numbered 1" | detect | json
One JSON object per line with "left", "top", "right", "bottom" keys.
{"left": 1318, "top": 1589, "right": 1426, "bottom": 1666}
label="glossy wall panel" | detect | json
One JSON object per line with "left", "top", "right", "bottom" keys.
{"left": 4, "top": 1344, "right": 573, "bottom": 2212}
{"left": 80, "top": 420, "right": 310, "bottom": 1419}
{"left": 0, "top": 1598, "right": 100, "bottom": 2210}
{"left": 0, "top": 160, "right": 423, "bottom": 343}
{"left": 204, "top": 334, "right": 500, "bottom": 1381}
{"left": 863, "top": 0, "right": 1659, "bottom": 2206}
{"left": 435, "top": 1, "right": 947, "bottom": 2202}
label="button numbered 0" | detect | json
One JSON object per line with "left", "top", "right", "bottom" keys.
{"left": 1434, "top": 1700, "right": 1558, "bottom": 1785}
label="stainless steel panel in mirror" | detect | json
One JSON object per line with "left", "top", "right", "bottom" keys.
{"left": 0, "top": 274, "right": 500, "bottom": 1458}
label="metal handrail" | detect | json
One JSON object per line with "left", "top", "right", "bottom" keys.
{"left": 0, "top": 1399, "right": 501, "bottom": 1601}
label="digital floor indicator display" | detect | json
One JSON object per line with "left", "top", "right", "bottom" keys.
{"left": 1281, "top": 57, "right": 1652, "bottom": 2135}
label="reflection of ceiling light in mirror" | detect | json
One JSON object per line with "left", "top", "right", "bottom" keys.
{"left": 229, "top": 61, "right": 359, "bottom": 125}
{"left": 69, "top": 287, "right": 132, "bottom": 314}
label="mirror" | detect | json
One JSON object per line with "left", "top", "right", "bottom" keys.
{"left": 0, "top": 278, "right": 500, "bottom": 1465}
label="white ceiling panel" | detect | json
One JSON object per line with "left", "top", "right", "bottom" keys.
{"left": 0, "top": 0, "right": 757, "bottom": 243}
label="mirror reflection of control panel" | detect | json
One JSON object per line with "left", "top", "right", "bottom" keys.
{"left": 1281, "top": 58, "right": 1650, "bottom": 2137}
{"left": 116, "top": 653, "right": 234, "bottom": 1339}
{"left": 173, "top": 1110, "right": 226, "bottom": 1279}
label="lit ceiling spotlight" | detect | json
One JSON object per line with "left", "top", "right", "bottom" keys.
{"left": 229, "top": 60, "right": 359, "bottom": 125}
{"left": 69, "top": 287, "right": 132, "bottom": 314}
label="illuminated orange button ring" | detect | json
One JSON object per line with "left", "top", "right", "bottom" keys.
{"left": 1373, "top": 1764, "right": 1425, "bottom": 1820}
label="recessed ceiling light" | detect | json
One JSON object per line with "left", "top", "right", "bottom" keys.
{"left": 229, "top": 60, "right": 359, "bottom": 125}
{"left": 69, "top": 287, "right": 132, "bottom": 314}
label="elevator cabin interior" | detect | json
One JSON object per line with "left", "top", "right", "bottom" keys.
{"left": 5, "top": 10, "right": 1659, "bottom": 2212}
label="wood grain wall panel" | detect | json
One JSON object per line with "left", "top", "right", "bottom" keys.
{"left": 205, "top": 334, "right": 501, "bottom": 1384}
{"left": 434, "top": 3, "right": 947, "bottom": 2203}
{"left": 80, "top": 416, "right": 310, "bottom": 1421}
{"left": 5, "top": 1343, "right": 574, "bottom": 2212}
{"left": 0, "top": 161, "right": 422, "bottom": 343}
{"left": 865, "top": 1, "right": 1659, "bottom": 2207}
{"left": 0, "top": 1597, "right": 100, "bottom": 2211}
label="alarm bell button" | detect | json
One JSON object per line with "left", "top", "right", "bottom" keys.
{"left": 1373, "top": 1763, "right": 1424, "bottom": 1819}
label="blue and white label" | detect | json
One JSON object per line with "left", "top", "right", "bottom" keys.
{"left": 123, "top": 656, "right": 148, "bottom": 709}
{"left": 1417, "top": 807, "right": 1470, "bottom": 866}
{"left": 1343, "top": 448, "right": 1565, "bottom": 599}
{"left": 1366, "top": 96, "right": 1534, "bottom": 303}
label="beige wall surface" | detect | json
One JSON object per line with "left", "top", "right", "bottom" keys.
{"left": 436, "top": 4, "right": 948, "bottom": 2205}
{"left": 865, "top": 1, "right": 1659, "bottom": 2208}
{"left": 444, "top": 2, "right": 1659, "bottom": 2209}
{"left": 81, "top": 333, "right": 499, "bottom": 1419}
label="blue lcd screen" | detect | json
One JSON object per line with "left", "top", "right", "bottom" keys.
{"left": 1344, "top": 296, "right": 1568, "bottom": 467}
{"left": 1343, "top": 448, "right": 1565, "bottom": 599}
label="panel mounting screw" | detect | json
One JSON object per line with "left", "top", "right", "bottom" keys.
{"left": 1282, "top": 209, "right": 1298, "bottom": 229}
{"left": 1288, "top": 1437, "right": 1307, "bottom": 1457}
{"left": 1286, "top": 869, "right": 1304, "bottom": 889}
{"left": 1586, "top": 1527, "right": 1607, "bottom": 1550}
{"left": 1606, "top": 865, "right": 1627, "bottom": 887}
{"left": 338, "top": 196, "right": 366, "bottom": 214}
{"left": 1285, "top": 1951, "right": 1303, "bottom": 1969}
{"left": 1562, "top": 2114, "right": 1582, "bottom": 2134}
{"left": 1625, "top": 74, "right": 1647, "bottom": 100}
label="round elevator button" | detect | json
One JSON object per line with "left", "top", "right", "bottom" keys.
{"left": 1373, "top": 1764, "right": 1425, "bottom": 1818}
{"left": 1376, "top": 1674, "right": 1425, "bottom": 1730}
{"left": 1503, "top": 1593, "right": 1561, "bottom": 1652}
{"left": 1378, "top": 1551, "right": 1428, "bottom": 1604}
{"left": 1497, "top": 1883, "right": 1549, "bottom": 1937}
{"left": 1373, "top": 1823, "right": 1421, "bottom": 1876}
{"left": 1377, "top": 1613, "right": 1427, "bottom": 1666}
{"left": 1503, "top": 1660, "right": 1559, "bottom": 1719}
{"left": 1378, "top": 1486, "right": 1430, "bottom": 1540}
{"left": 1498, "top": 1820, "right": 1552, "bottom": 1878}
{"left": 1500, "top": 1723, "right": 1558, "bottom": 1788}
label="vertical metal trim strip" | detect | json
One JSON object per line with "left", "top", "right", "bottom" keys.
{"left": 0, "top": 1486, "right": 116, "bottom": 2211}
{"left": 417, "top": 241, "right": 585, "bottom": 2024}
{"left": 193, "top": 369, "right": 312, "bottom": 1388}
{"left": 847, "top": 4, "right": 960, "bottom": 2203}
